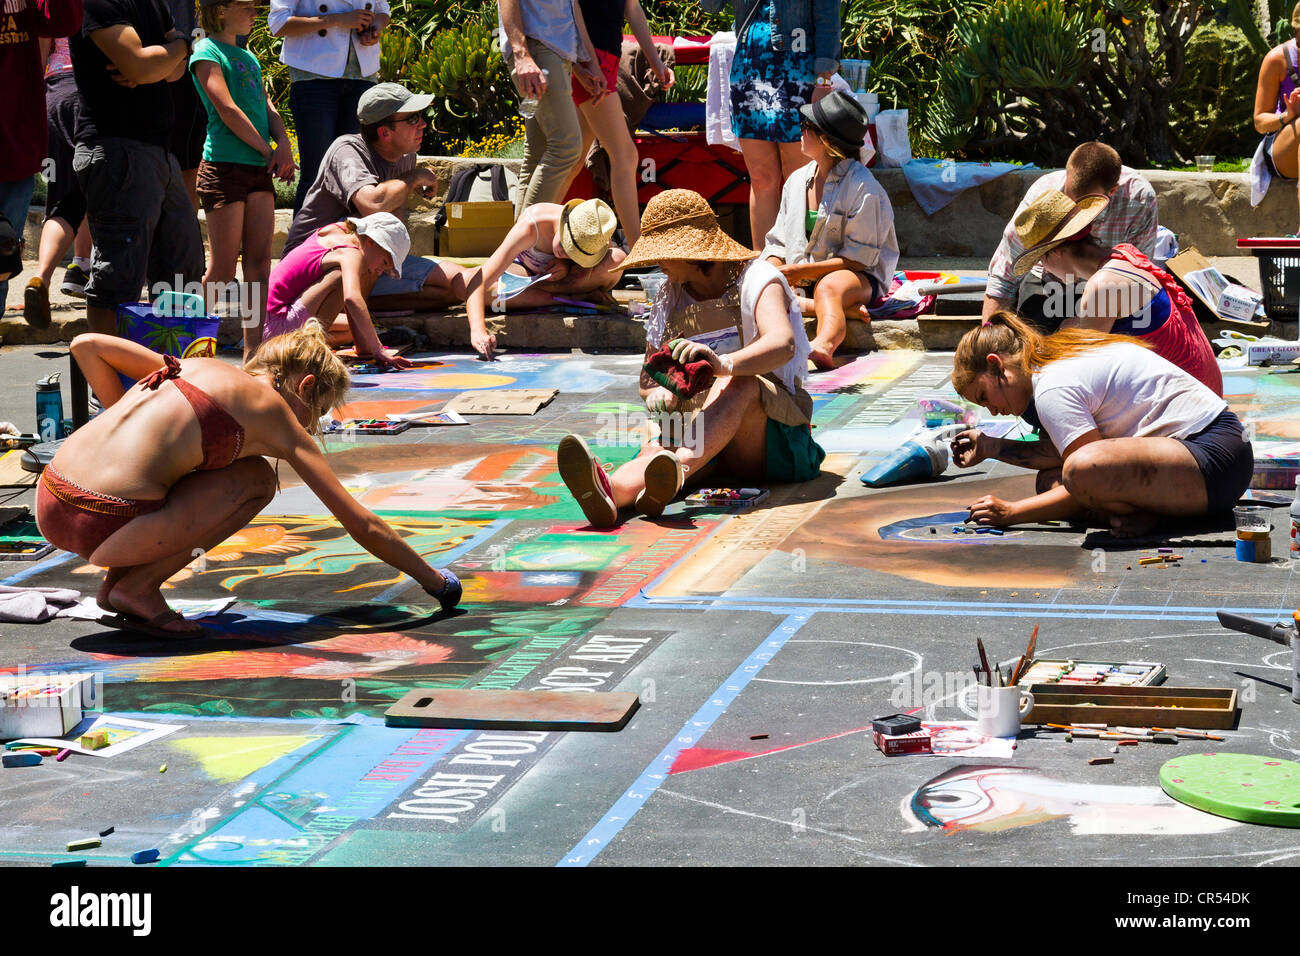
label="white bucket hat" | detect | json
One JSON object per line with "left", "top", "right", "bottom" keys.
{"left": 348, "top": 212, "right": 411, "bottom": 277}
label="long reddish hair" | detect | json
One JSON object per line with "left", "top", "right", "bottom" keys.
{"left": 952, "top": 310, "right": 1149, "bottom": 392}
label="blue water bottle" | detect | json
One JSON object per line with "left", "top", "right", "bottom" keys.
{"left": 36, "top": 372, "right": 63, "bottom": 442}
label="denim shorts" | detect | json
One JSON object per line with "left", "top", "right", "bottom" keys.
{"left": 371, "top": 253, "right": 437, "bottom": 297}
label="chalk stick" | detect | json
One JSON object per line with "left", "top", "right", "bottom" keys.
{"left": 53, "top": 859, "right": 87, "bottom": 867}
{"left": 2, "top": 752, "right": 42, "bottom": 767}
{"left": 131, "top": 849, "right": 160, "bottom": 865}
{"left": 80, "top": 729, "right": 109, "bottom": 751}
{"left": 66, "top": 838, "right": 100, "bottom": 852}
{"left": 55, "top": 749, "right": 70, "bottom": 762}
{"left": 1089, "top": 757, "right": 1114, "bottom": 765}
{"left": 99, "top": 826, "right": 114, "bottom": 837}
{"left": 1138, "top": 556, "right": 1163, "bottom": 565}
{"left": 989, "top": 529, "right": 1005, "bottom": 535}
{"left": 1157, "top": 547, "right": 1173, "bottom": 553}
{"left": 158, "top": 763, "right": 167, "bottom": 774}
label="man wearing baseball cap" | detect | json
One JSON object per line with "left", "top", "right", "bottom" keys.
{"left": 284, "top": 82, "right": 464, "bottom": 314}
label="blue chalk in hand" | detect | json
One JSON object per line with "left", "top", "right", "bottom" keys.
{"left": 131, "top": 848, "right": 160, "bottom": 865}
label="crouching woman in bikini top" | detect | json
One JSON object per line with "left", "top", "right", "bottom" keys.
{"left": 37, "top": 322, "right": 460, "bottom": 638}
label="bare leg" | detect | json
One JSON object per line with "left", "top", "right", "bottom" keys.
{"left": 607, "top": 376, "right": 767, "bottom": 507}
{"left": 201, "top": 201, "right": 244, "bottom": 317}
{"left": 92, "top": 457, "right": 277, "bottom": 628}
{"left": 580, "top": 94, "right": 643, "bottom": 247}
{"left": 36, "top": 217, "right": 76, "bottom": 287}
{"left": 740, "top": 138, "right": 784, "bottom": 251}
{"left": 240, "top": 191, "right": 275, "bottom": 360}
{"left": 777, "top": 141, "right": 805, "bottom": 181}
{"left": 808, "top": 269, "right": 870, "bottom": 368}
{"left": 1061, "top": 437, "right": 1209, "bottom": 536}
{"left": 1272, "top": 122, "right": 1300, "bottom": 229}
{"left": 87, "top": 304, "right": 116, "bottom": 335}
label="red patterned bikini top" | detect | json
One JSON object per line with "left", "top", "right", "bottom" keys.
{"left": 141, "top": 355, "right": 245, "bottom": 470}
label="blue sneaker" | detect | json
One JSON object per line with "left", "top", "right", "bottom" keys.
{"left": 429, "top": 568, "right": 462, "bottom": 611}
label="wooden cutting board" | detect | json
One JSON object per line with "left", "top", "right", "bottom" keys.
{"left": 384, "top": 688, "right": 640, "bottom": 732}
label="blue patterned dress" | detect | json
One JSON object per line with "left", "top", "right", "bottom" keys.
{"left": 729, "top": 5, "right": 817, "bottom": 143}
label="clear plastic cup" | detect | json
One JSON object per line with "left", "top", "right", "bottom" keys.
{"left": 1196, "top": 155, "right": 1215, "bottom": 173}
{"left": 637, "top": 271, "right": 668, "bottom": 300}
{"left": 1233, "top": 505, "right": 1272, "bottom": 533}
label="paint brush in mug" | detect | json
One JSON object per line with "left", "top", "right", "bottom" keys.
{"left": 977, "top": 638, "right": 992, "bottom": 686}
{"left": 1010, "top": 624, "right": 1039, "bottom": 685}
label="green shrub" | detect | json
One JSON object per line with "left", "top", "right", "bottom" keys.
{"left": 1169, "top": 23, "right": 1260, "bottom": 160}
{"left": 380, "top": 21, "right": 513, "bottom": 154}
{"left": 925, "top": 0, "right": 1215, "bottom": 165}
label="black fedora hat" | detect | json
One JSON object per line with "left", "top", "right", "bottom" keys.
{"left": 799, "top": 90, "right": 869, "bottom": 154}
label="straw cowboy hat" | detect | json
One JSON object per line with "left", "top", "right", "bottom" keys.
{"left": 620, "top": 189, "right": 758, "bottom": 270}
{"left": 560, "top": 198, "right": 619, "bottom": 269}
{"left": 1011, "top": 189, "right": 1109, "bottom": 277}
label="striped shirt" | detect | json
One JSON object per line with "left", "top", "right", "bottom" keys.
{"left": 985, "top": 166, "right": 1159, "bottom": 303}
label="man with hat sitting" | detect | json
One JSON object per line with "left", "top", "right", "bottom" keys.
{"left": 762, "top": 89, "right": 898, "bottom": 369}
{"left": 1006, "top": 188, "right": 1220, "bottom": 395}
{"left": 983, "top": 142, "right": 1158, "bottom": 331}
{"left": 283, "top": 82, "right": 467, "bottom": 324}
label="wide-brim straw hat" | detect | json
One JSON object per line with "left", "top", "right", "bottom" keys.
{"left": 620, "top": 189, "right": 758, "bottom": 271}
{"left": 1011, "top": 189, "right": 1108, "bottom": 277}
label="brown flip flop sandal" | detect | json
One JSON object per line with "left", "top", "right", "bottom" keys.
{"left": 97, "top": 610, "right": 210, "bottom": 640}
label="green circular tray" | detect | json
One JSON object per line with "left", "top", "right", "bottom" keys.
{"left": 1160, "top": 753, "right": 1300, "bottom": 827}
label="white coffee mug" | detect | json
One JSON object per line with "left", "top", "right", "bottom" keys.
{"left": 976, "top": 685, "right": 1034, "bottom": 738}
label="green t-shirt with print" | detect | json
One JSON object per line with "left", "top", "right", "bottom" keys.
{"left": 189, "top": 38, "right": 271, "bottom": 167}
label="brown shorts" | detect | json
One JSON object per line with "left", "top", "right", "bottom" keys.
{"left": 196, "top": 160, "right": 274, "bottom": 211}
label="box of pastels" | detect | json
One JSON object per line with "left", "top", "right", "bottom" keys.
{"left": 1014, "top": 659, "right": 1166, "bottom": 688}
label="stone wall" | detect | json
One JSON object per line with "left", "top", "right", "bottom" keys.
{"left": 408, "top": 157, "right": 1294, "bottom": 261}
{"left": 22, "top": 157, "right": 1286, "bottom": 264}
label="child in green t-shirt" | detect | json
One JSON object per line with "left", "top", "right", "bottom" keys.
{"left": 191, "top": 0, "right": 296, "bottom": 359}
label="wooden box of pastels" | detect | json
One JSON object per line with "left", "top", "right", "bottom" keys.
{"left": 1021, "top": 685, "right": 1239, "bottom": 730}
{"left": 1015, "top": 659, "right": 1166, "bottom": 688}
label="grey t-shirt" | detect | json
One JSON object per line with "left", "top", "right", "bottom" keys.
{"left": 283, "top": 133, "right": 415, "bottom": 254}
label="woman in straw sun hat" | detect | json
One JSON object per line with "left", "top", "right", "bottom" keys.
{"left": 1010, "top": 188, "right": 1221, "bottom": 395}
{"left": 556, "top": 189, "right": 826, "bottom": 528}
{"left": 459, "top": 198, "right": 625, "bottom": 360}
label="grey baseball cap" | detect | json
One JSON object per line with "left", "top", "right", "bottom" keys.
{"left": 357, "top": 83, "right": 434, "bottom": 125}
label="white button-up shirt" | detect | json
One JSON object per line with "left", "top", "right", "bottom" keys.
{"left": 269, "top": 0, "right": 391, "bottom": 78}
{"left": 762, "top": 158, "right": 899, "bottom": 298}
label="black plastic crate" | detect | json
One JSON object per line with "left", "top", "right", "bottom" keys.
{"left": 1251, "top": 250, "right": 1300, "bottom": 320}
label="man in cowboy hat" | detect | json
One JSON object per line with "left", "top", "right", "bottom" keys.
{"left": 982, "top": 142, "right": 1158, "bottom": 330}
{"left": 284, "top": 82, "right": 465, "bottom": 319}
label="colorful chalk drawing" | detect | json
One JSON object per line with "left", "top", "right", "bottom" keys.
{"left": 346, "top": 353, "right": 636, "bottom": 394}
{"left": 905, "top": 765, "right": 1240, "bottom": 835}
{"left": 67, "top": 514, "right": 489, "bottom": 598}
{"left": 1226, "top": 368, "right": 1300, "bottom": 442}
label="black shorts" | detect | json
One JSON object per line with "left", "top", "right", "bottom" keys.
{"left": 1175, "top": 408, "right": 1254, "bottom": 513}
{"left": 169, "top": 77, "right": 208, "bottom": 172}
{"left": 44, "top": 72, "right": 86, "bottom": 229}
